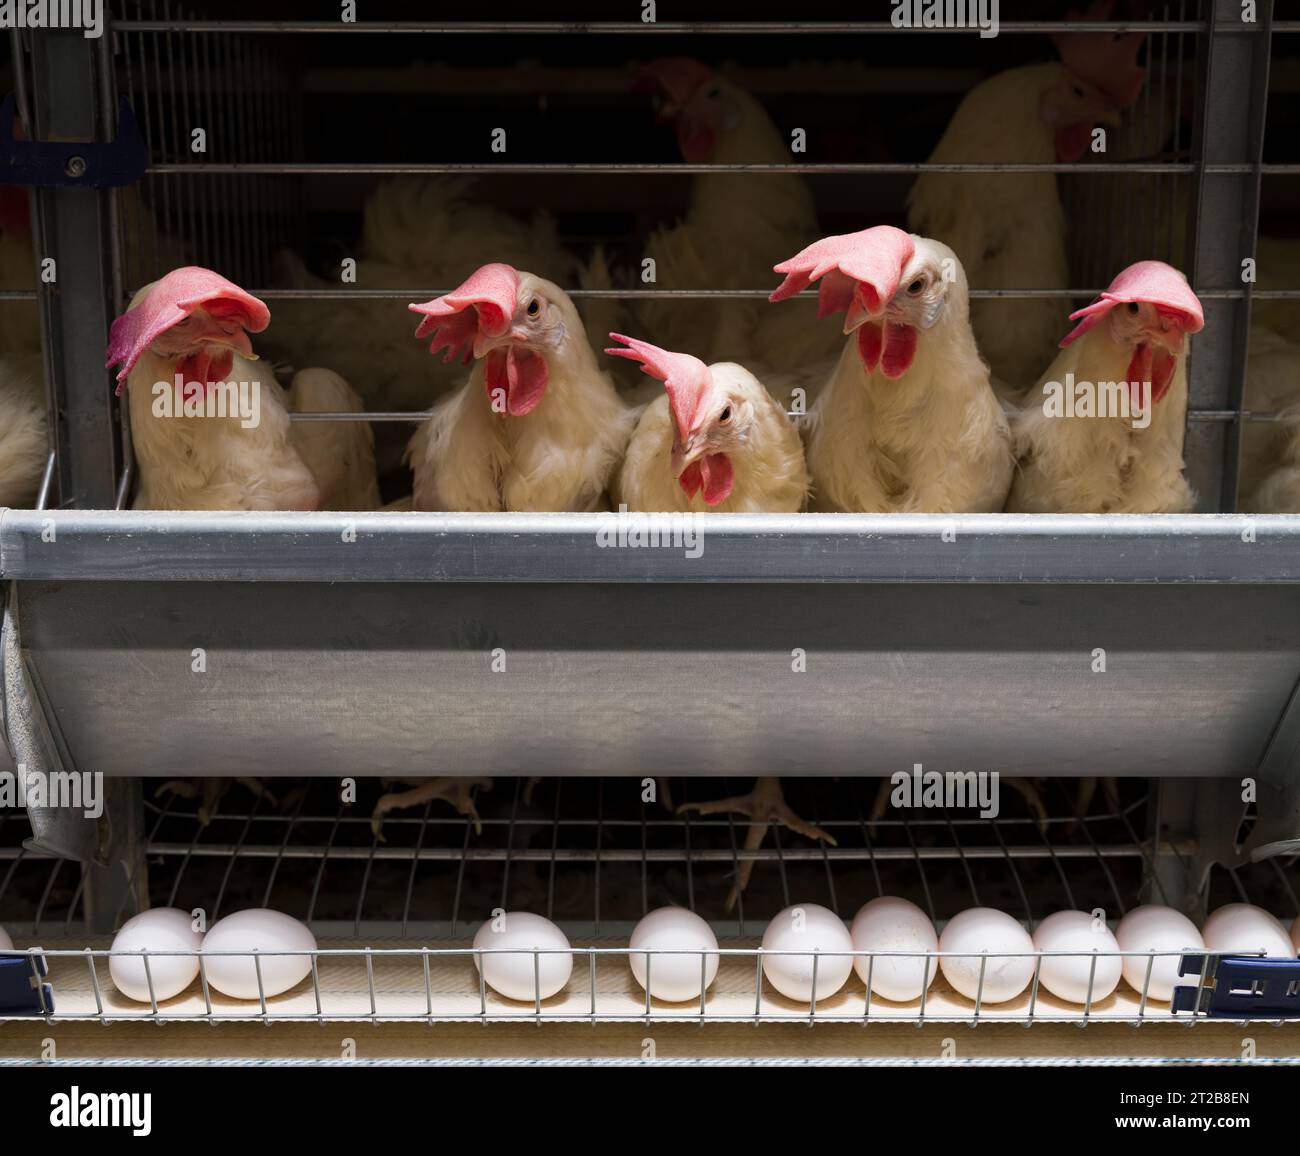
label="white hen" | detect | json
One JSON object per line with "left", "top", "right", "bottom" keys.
{"left": 107, "top": 266, "right": 379, "bottom": 511}
{"left": 610, "top": 333, "right": 809, "bottom": 514}
{"left": 406, "top": 263, "right": 635, "bottom": 512}
{"left": 771, "top": 226, "right": 1012, "bottom": 513}
{"left": 1240, "top": 325, "right": 1300, "bottom": 513}
{"left": 0, "top": 353, "right": 48, "bottom": 507}
{"left": 907, "top": 8, "right": 1148, "bottom": 391}
{"left": 261, "top": 176, "right": 575, "bottom": 418}
{"left": 1007, "top": 260, "right": 1203, "bottom": 514}
{"left": 634, "top": 59, "right": 835, "bottom": 372}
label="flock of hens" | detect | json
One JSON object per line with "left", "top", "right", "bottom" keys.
{"left": 0, "top": 18, "right": 1298, "bottom": 869}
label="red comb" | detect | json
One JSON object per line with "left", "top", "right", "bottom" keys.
{"left": 633, "top": 58, "right": 713, "bottom": 108}
{"left": 409, "top": 263, "right": 519, "bottom": 363}
{"left": 606, "top": 333, "right": 713, "bottom": 439}
{"left": 1060, "top": 260, "right": 1204, "bottom": 348}
{"left": 0, "top": 185, "right": 31, "bottom": 235}
{"left": 105, "top": 266, "right": 269, "bottom": 392}
{"left": 1053, "top": 0, "right": 1149, "bottom": 109}
{"left": 770, "top": 226, "right": 916, "bottom": 318}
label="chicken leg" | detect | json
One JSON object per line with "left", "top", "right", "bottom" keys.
{"left": 678, "top": 777, "right": 837, "bottom": 911}
{"left": 1073, "top": 776, "right": 1121, "bottom": 823}
{"left": 370, "top": 777, "right": 493, "bottom": 841}
{"left": 155, "top": 777, "right": 276, "bottom": 827}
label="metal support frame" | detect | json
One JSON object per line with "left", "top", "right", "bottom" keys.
{"left": 1186, "top": 0, "right": 1274, "bottom": 511}
{"left": 1, "top": 587, "right": 146, "bottom": 932}
{"left": 27, "top": 30, "right": 121, "bottom": 511}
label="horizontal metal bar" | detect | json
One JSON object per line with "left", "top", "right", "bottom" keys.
{"left": 110, "top": 20, "right": 1215, "bottom": 34}
{"left": 288, "top": 411, "right": 429, "bottom": 423}
{"left": 3, "top": 510, "right": 1299, "bottom": 583}
{"left": 130, "top": 842, "right": 1158, "bottom": 864}
{"left": 247, "top": 287, "right": 1300, "bottom": 302}
{"left": 148, "top": 161, "right": 1200, "bottom": 175}
{"left": 285, "top": 408, "right": 1292, "bottom": 426}
{"left": 0, "top": 291, "right": 37, "bottom": 301}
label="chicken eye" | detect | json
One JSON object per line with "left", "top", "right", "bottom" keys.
{"left": 526, "top": 299, "right": 541, "bottom": 318}
{"left": 719, "top": 405, "right": 732, "bottom": 423}
{"left": 1127, "top": 302, "right": 1140, "bottom": 315}
{"left": 1072, "top": 85, "right": 1085, "bottom": 98}
{"left": 907, "top": 278, "right": 925, "bottom": 296}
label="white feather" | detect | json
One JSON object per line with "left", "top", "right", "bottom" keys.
{"left": 803, "top": 238, "right": 1013, "bottom": 514}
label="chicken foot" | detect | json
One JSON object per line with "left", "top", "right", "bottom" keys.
{"left": 678, "top": 777, "right": 837, "bottom": 911}
{"left": 154, "top": 776, "right": 277, "bottom": 827}
{"left": 370, "top": 777, "right": 493, "bottom": 841}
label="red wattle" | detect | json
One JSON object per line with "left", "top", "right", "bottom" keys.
{"left": 678, "top": 121, "right": 716, "bottom": 163}
{"left": 678, "top": 453, "right": 734, "bottom": 506}
{"left": 857, "top": 321, "right": 916, "bottom": 378}
{"left": 858, "top": 322, "right": 883, "bottom": 373}
{"left": 1055, "top": 123, "right": 1091, "bottom": 163}
{"left": 880, "top": 323, "right": 917, "bottom": 379}
{"left": 485, "top": 347, "right": 549, "bottom": 416}
{"left": 1126, "top": 344, "right": 1178, "bottom": 409}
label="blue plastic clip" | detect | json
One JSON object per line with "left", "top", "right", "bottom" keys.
{"left": 1171, "top": 953, "right": 1300, "bottom": 1018}
{"left": 0, "top": 951, "right": 53, "bottom": 1016}
{"left": 0, "top": 93, "right": 149, "bottom": 188}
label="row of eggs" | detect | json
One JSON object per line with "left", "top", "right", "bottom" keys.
{"left": 2, "top": 909, "right": 318, "bottom": 1002}
{"left": 476, "top": 900, "right": 1300, "bottom": 1005}
{"left": 3, "top": 899, "right": 1296, "bottom": 1006}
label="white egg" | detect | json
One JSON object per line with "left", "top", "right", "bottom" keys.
{"left": 939, "top": 907, "right": 1035, "bottom": 1003}
{"left": 761, "top": 903, "right": 853, "bottom": 1003}
{"left": 1031, "top": 910, "right": 1122, "bottom": 1004}
{"left": 850, "top": 896, "right": 938, "bottom": 1002}
{"left": 109, "top": 908, "right": 203, "bottom": 1003}
{"left": 628, "top": 907, "right": 719, "bottom": 1003}
{"left": 1202, "top": 904, "right": 1292, "bottom": 958}
{"left": 202, "top": 909, "right": 316, "bottom": 1000}
{"left": 473, "top": 912, "right": 572, "bottom": 1002}
{"left": 0, "top": 926, "right": 11, "bottom": 951}
{"left": 1114, "top": 905, "right": 1205, "bottom": 1002}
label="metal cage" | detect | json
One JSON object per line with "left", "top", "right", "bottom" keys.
{"left": 2, "top": 4, "right": 1300, "bottom": 1037}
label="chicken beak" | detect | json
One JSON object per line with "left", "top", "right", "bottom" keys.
{"left": 473, "top": 325, "right": 525, "bottom": 359}
{"left": 671, "top": 431, "right": 708, "bottom": 477}
{"left": 1092, "top": 100, "right": 1123, "bottom": 128}
{"left": 1146, "top": 318, "right": 1186, "bottom": 356}
{"left": 204, "top": 329, "right": 257, "bottom": 360}
{"left": 842, "top": 293, "right": 880, "bottom": 335}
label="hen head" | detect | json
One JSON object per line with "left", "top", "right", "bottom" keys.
{"left": 770, "top": 226, "right": 967, "bottom": 380}
{"left": 410, "top": 263, "right": 573, "bottom": 417}
{"left": 106, "top": 266, "right": 269, "bottom": 396}
{"left": 635, "top": 58, "right": 761, "bottom": 163}
{"left": 606, "top": 332, "right": 757, "bottom": 505}
{"left": 1061, "top": 260, "right": 1203, "bottom": 404}
{"left": 1044, "top": 0, "right": 1149, "bottom": 161}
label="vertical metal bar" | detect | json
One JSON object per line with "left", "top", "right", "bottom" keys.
{"left": 988, "top": 811, "right": 1034, "bottom": 927}
{"left": 28, "top": 29, "right": 121, "bottom": 508}
{"left": 305, "top": 797, "right": 346, "bottom": 925}
{"left": 499, "top": 778, "right": 520, "bottom": 914}
{"left": 212, "top": 789, "right": 265, "bottom": 923}
{"left": 544, "top": 779, "right": 561, "bottom": 922}
{"left": 639, "top": 793, "right": 649, "bottom": 918}
{"left": 593, "top": 779, "right": 605, "bottom": 935}
{"left": 811, "top": 786, "right": 837, "bottom": 914}
{"left": 449, "top": 807, "right": 472, "bottom": 936}
{"left": 1186, "top": 0, "right": 1273, "bottom": 510}
{"left": 851, "top": 793, "right": 884, "bottom": 900}
{"left": 400, "top": 799, "right": 434, "bottom": 938}
{"left": 259, "top": 787, "right": 306, "bottom": 909}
